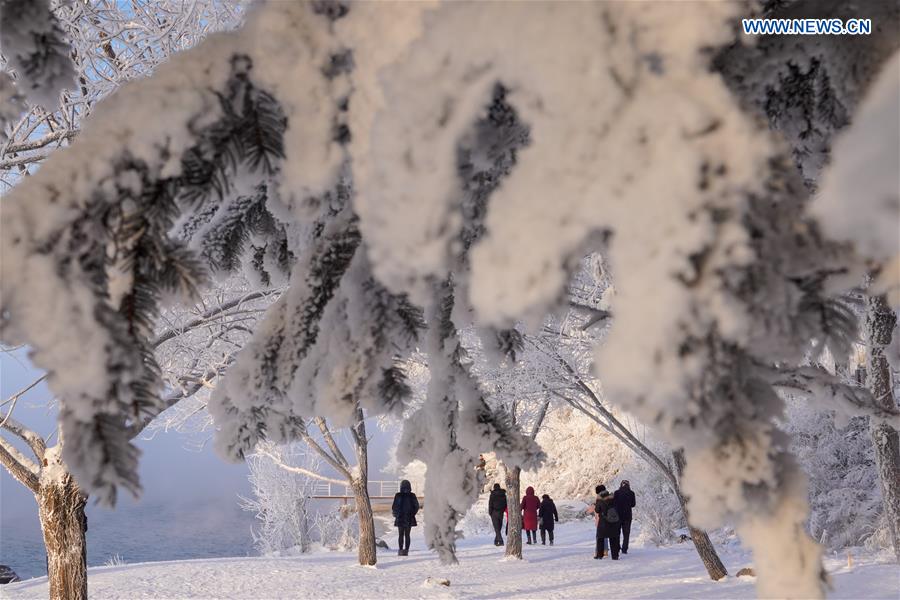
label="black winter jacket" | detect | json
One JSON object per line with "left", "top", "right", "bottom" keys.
{"left": 392, "top": 480, "right": 420, "bottom": 528}
{"left": 488, "top": 487, "right": 508, "bottom": 514}
{"left": 538, "top": 497, "right": 559, "bottom": 529}
{"left": 613, "top": 487, "right": 636, "bottom": 521}
{"left": 595, "top": 495, "right": 619, "bottom": 536}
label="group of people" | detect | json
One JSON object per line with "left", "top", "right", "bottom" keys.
{"left": 488, "top": 483, "right": 559, "bottom": 546}
{"left": 393, "top": 476, "right": 637, "bottom": 560}
{"left": 487, "top": 479, "right": 636, "bottom": 558}
{"left": 593, "top": 480, "right": 636, "bottom": 560}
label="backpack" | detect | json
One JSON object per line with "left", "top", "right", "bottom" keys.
{"left": 605, "top": 505, "right": 620, "bottom": 524}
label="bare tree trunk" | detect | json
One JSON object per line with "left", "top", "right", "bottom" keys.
{"left": 351, "top": 407, "right": 377, "bottom": 566}
{"left": 351, "top": 478, "right": 377, "bottom": 565}
{"left": 37, "top": 472, "right": 88, "bottom": 600}
{"left": 504, "top": 465, "right": 523, "bottom": 559}
{"left": 865, "top": 294, "right": 900, "bottom": 564}
{"left": 673, "top": 450, "right": 728, "bottom": 581}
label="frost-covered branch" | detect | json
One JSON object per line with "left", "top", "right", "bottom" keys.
{"left": 0, "top": 152, "right": 47, "bottom": 169}
{"left": 0, "top": 413, "right": 46, "bottom": 462}
{"left": 313, "top": 417, "right": 352, "bottom": 470}
{"left": 298, "top": 421, "right": 352, "bottom": 481}
{"left": 0, "top": 433, "right": 39, "bottom": 492}
{"left": 0, "top": 0, "right": 76, "bottom": 108}
{"left": 1, "top": 1, "right": 244, "bottom": 185}
{"left": 2, "top": 127, "right": 74, "bottom": 153}
{"left": 771, "top": 365, "right": 900, "bottom": 428}
{"left": 151, "top": 290, "right": 277, "bottom": 347}
{"left": 256, "top": 446, "right": 345, "bottom": 486}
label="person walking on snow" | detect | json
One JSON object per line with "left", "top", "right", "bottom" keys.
{"left": 538, "top": 494, "right": 559, "bottom": 545}
{"left": 613, "top": 479, "right": 636, "bottom": 554}
{"left": 595, "top": 487, "right": 621, "bottom": 560}
{"left": 392, "top": 479, "right": 420, "bottom": 556}
{"left": 488, "top": 483, "right": 508, "bottom": 546}
{"left": 592, "top": 485, "right": 607, "bottom": 557}
{"left": 521, "top": 486, "right": 540, "bottom": 545}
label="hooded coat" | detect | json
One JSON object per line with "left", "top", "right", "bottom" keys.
{"left": 538, "top": 495, "right": 559, "bottom": 529}
{"left": 613, "top": 484, "right": 636, "bottom": 521}
{"left": 392, "top": 480, "right": 420, "bottom": 528}
{"left": 521, "top": 486, "right": 540, "bottom": 530}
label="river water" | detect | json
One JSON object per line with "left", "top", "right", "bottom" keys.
{"left": 1, "top": 500, "right": 256, "bottom": 581}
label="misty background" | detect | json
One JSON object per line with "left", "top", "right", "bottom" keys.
{"left": 0, "top": 350, "right": 396, "bottom": 580}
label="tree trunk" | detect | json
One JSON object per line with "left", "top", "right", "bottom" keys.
{"left": 37, "top": 472, "right": 88, "bottom": 600}
{"left": 672, "top": 450, "right": 728, "bottom": 580}
{"left": 351, "top": 407, "right": 377, "bottom": 566}
{"left": 351, "top": 478, "right": 377, "bottom": 566}
{"left": 504, "top": 465, "right": 523, "bottom": 559}
{"left": 865, "top": 294, "right": 900, "bottom": 564}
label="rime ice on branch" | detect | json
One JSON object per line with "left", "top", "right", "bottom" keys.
{"left": 0, "top": 0, "right": 76, "bottom": 108}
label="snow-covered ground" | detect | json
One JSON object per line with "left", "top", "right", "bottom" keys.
{"left": 5, "top": 522, "right": 897, "bottom": 599}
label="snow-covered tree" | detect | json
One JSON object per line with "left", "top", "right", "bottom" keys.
{"left": 0, "top": 279, "right": 267, "bottom": 600}
{"left": 508, "top": 258, "right": 730, "bottom": 580}
{"left": 785, "top": 397, "right": 883, "bottom": 550}
{"left": 462, "top": 332, "right": 550, "bottom": 560}
{"left": 617, "top": 443, "right": 686, "bottom": 548}
{"left": 523, "top": 406, "right": 629, "bottom": 504}
{"left": 0, "top": 4, "right": 257, "bottom": 597}
{"left": 2, "top": 3, "right": 899, "bottom": 596}
{"left": 239, "top": 442, "right": 318, "bottom": 555}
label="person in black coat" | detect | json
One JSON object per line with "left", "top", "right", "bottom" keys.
{"left": 488, "top": 483, "right": 508, "bottom": 546}
{"left": 538, "top": 494, "right": 559, "bottom": 545}
{"left": 613, "top": 479, "right": 636, "bottom": 554}
{"left": 595, "top": 487, "right": 621, "bottom": 560}
{"left": 392, "top": 479, "right": 420, "bottom": 556}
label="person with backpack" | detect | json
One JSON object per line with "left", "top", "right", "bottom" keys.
{"left": 595, "top": 486, "right": 621, "bottom": 560}
{"left": 521, "top": 486, "right": 540, "bottom": 545}
{"left": 392, "top": 479, "right": 420, "bottom": 556}
{"left": 613, "top": 479, "right": 636, "bottom": 554}
{"left": 488, "top": 483, "right": 508, "bottom": 546}
{"left": 538, "top": 494, "right": 559, "bottom": 545}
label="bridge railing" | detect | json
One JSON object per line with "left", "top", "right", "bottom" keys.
{"left": 310, "top": 480, "right": 406, "bottom": 499}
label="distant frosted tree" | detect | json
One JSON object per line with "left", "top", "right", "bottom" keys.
{"left": 785, "top": 398, "right": 883, "bottom": 550}
{"left": 522, "top": 406, "right": 629, "bottom": 502}
{"left": 240, "top": 442, "right": 318, "bottom": 555}
{"left": 618, "top": 443, "right": 686, "bottom": 548}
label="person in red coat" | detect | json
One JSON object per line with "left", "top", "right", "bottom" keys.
{"left": 521, "top": 486, "right": 540, "bottom": 545}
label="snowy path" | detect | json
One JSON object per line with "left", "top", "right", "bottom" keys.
{"left": 4, "top": 523, "right": 897, "bottom": 599}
